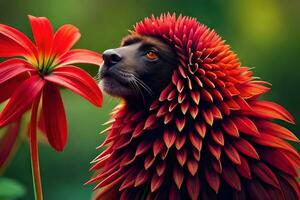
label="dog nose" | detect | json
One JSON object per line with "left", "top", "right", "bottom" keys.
{"left": 102, "top": 49, "right": 122, "bottom": 67}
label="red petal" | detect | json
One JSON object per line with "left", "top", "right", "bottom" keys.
{"left": 251, "top": 162, "right": 280, "bottom": 188}
{"left": 205, "top": 168, "right": 220, "bottom": 193}
{"left": 194, "top": 122, "right": 206, "bottom": 138}
{"left": 144, "top": 114, "right": 157, "bottom": 129}
{"left": 28, "top": 15, "right": 53, "bottom": 56}
{"left": 251, "top": 134, "right": 299, "bottom": 156}
{"left": 45, "top": 66, "right": 103, "bottom": 107}
{"left": 0, "top": 76, "right": 44, "bottom": 127}
{"left": 187, "top": 159, "right": 198, "bottom": 176}
{"left": 0, "top": 58, "right": 35, "bottom": 84}
{"left": 222, "top": 166, "right": 241, "bottom": 191}
{"left": 186, "top": 174, "right": 200, "bottom": 200}
{"left": 52, "top": 24, "right": 81, "bottom": 57}
{"left": 233, "top": 138, "right": 259, "bottom": 159}
{"left": 224, "top": 144, "right": 241, "bottom": 165}
{"left": 189, "top": 131, "right": 202, "bottom": 151}
{"left": 246, "top": 179, "right": 271, "bottom": 200}
{"left": 211, "top": 129, "right": 224, "bottom": 146}
{"left": 56, "top": 49, "right": 102, "bottom": 67}
{"left": 173, "top": 166, "right": 184, "bottom": 189}
{"left": 0, "top": 120, "right": 21, "bottom": 168}
{"left": 175, "top": 134, "right": 186, "bottom": 150}
{"left": 153, "top": 138, "right": 164, "bottom": 157}
{"left": 135, "top": 140, "right": 152, "bottom": 156}
{"left": 42, "top": 83, "right": 68, "bottom": 151}
{"left": 233, "top": 116, "right": 259, "bottom": 136}
{"left": 0, "top": 72, "right": 31, "bottom": 103}
{"left": 151, "top": 173, "right": 164, "bottom": 192}
{"left": 176, "top": 148, "right": 187, "bottom": 166}
{"left": 256, "top": 120, "right": 299, "bottom": 142}
{"left": 134, "top": 169, "right": 150, "bottom": 187}
{"left": 236, "top": 155, "right": 252, "bottom": 179}
{"left": 221, "top": 118, "right": 239, "bottom": 137}
{"left": 156, "top": 161, "right": 166, "bottom": 176}
{"left": 249, "top": 100, "right": 295, "bottom": 124}
{"left": 260, "top": 149, "right": 298, "bottom": 177}
{"left": 163, "top": 129, "right": 176, "bottom": 148}
{"left": 0, "top": 23, "right": 37, "bottom": 58}
{"left": 175, "top": 117, "right": 185, "bottom": 132}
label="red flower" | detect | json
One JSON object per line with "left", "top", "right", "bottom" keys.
{"left": 0, "top": 15, "right": 103, "bottom": 151}
{"left": 89, "top": 13, "right": 299, "bottom": 200}
{"left": 0, "top": 16, "right": 103, "bottom": 199}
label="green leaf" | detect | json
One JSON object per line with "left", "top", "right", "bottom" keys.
{"left": 0, "top": 177, "right": 26, "bottom": 199}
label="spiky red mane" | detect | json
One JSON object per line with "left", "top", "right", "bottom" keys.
{"left": 88, "top": 13, "right": 300, "bottom": 200}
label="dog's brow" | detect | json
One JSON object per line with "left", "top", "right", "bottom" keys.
{"left": 121, "top": 35, "right": 143, "bottom": 46}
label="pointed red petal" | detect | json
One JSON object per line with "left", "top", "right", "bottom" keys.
{"left": 222, "top": 118, "right": 239, "bottom": 137}
{"left": 246, "top": 179, "right": 271, "bottom": 200}
{"left": 173, "top": 166, "right": 184, "bottom": 189}
{"left": 189, "top": 131, "right": 202, "bottom": 151}
{"left": 42, "top": 83, "right": 68, "bottom": 151}
{"left": 0, "top": 58, "right": 35, "bottom": 85}
{"left": 0, "top": 76, "right": 44, "bottom": 127}
{"left": 45, "top": 66, "right": 103, "bottom": 107}
{"left": 52, "top": 24, "right": 81, "bottom": 57}
{"left": 28, "top": 15, "right": 53, "bottom": 56}
{"left": 156, "top": 161, "right": 166, "bottom": 176}
{"left": 175, "top": 134, "right": 186, "bottom": 150}
{"left": 256, "top": 120, "right": 299, "bottom": 142}
{"left": 163, "top": 129, "right": 176, "bottom": 148}
{"left": 252, "top": 162, "right": 280, "bottom": 188}
{"left": 224, "top": 144, "right": 241, "bottom": 165}
{"left": 56, "top": 49, "right": 102, "bottom": 67}
{"left": 222, "top": 166, "right": 241, "bottom": 191}
{"left": 186, "top": 174, "right": 200, "bottom": 200}
{"left": 260, "top": 149, "right": 298, "bottom": 176}
{"left": 0, "top": 72, "right": 31, "bottom": 103}
{"left": 0, "top": 23, "right": 37, "bottom": 58}
{"left": 233, "top": 138, "right": 260, "bottom": 159}
{"left": 236, "top": 155, "right": 252, "bottom": 179}
{"left": 175, "top": 117, "right": 186, "bottom": 132}
{"left": 176, "top": 148, "right": 187, "bottom": 166}
{"left": 187, "top": 159, "right": 198, "bottom": 176}
{"left": 233, "top": 116, "right": 259, "bottom": 136}
{"left": 191, "top": 90, "right": 200, "bottom": 104}
{"left": 151, "top": 173, "right": 164, "bottom": 192}
{"left": 134, "top": 169, "right": 150, "bottom": 187}
{"left": 194, "top": 122, "right": 206, "bottom": 138}
{"left": 144, "top": 114, "right": 157, "bottom": 129}
{"left": 153, "top": 138, "right": 164, "bottom": 157}
{"left": 0, "top": 120, "right": 21, "bottom": 168}
{"left": 211, "top": 129, "right": 224, "bottom": 146}
{"left": 250, "top": 100, "right": 295, "bottom": 124}
{"left": 251, "top": 134, "right": 298, "bottom": 156}
{"left": 205, "top": 168, "right": 220, "bottom": 193}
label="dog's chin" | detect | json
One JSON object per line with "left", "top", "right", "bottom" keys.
{"left": 99, "top": 76, "right": 133, "bottom": 98}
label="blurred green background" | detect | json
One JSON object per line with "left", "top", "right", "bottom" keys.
{"left": 0, "top": 0, "right": 299, "bottom": 199}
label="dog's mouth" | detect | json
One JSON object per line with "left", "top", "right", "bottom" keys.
{"left": 98, "top": 65, "right": 134, "bottom": 98}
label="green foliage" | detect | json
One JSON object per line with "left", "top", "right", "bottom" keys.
{"left": 0, "top": 177, "right": 26, "bottom": 200}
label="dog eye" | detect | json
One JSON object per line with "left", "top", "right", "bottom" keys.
{"left": 145, "top": 50, "right": 158, "bottom": 60}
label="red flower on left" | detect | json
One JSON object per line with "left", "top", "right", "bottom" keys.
{"left": 0, "top": 15, "right": 103, "bottom": 191}
{"left": 0, "top": 15, "right": 103, "bottom": 150}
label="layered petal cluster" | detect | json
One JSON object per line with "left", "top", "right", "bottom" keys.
{"left": 89, "top": 14, "right": 299, "bottom": 200}
{"left": 0, "top": 16, "right": 103, "bottom": 153}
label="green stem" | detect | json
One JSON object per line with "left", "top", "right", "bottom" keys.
{"left": 29, "top": 97, "right": 43, "bottom": 200}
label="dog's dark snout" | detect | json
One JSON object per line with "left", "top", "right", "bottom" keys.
{"left": 103, "top": 49, "right": 122, "bottom": 67}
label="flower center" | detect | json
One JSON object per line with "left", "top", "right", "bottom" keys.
{"left": 36, "top": 54, "right": 57, "bottom": 75}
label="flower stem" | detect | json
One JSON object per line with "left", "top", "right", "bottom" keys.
{"left": 29, "top": 97, "right": 43, "bottom": 200}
